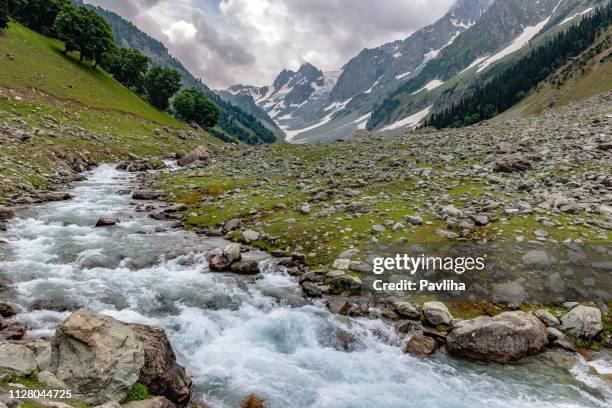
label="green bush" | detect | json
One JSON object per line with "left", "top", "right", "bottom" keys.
{"left": 125, "top": 383, "right": 150, "bottom": 402}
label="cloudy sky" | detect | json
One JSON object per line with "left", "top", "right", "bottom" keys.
{"left": 85, "top": 0, "right": 455, "bottom": 89}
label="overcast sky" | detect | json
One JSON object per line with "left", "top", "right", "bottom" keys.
{"left": 85, "top": 0, "right": 455, "bottom": 89}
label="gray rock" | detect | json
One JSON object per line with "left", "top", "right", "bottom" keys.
{"left": 535, "top": 309, "right": 560, "bottom": 328}
{"left": 447, "top": 311, "right": 548, "bottom": 363}
{"left": 223, "top": 243, "right": 242, "bottom": 264}
{"left": 50, "top": 309, "right": 145, "bottom": 403}
{"left": 559, "top": 305, "right": 602, "bottom": 339}
{"left": 207, "top": 249, "right": 230, "bottom": 271}
{"left": 177, "top": 146, "right": 210, "bottom": 167}
{"left": 546, "top": 327, "right": 577, "bottom": 352}
{"left": 95, "top": 218, "right": 117, "bottom": 227}
{"left": 331, "top": 275, "right": 362, "bottom": 294}
{"left": 332, "top": 259, "right": 351, "bottom": 270}
{"left": 435, "top": 229, "right": 459, "bottom": 239}
{"left": 392, "top": 301, "right": 420, "bottom": 320}
{"left": 132, "top": 190, "right": 161, "bottom": 200}
{"left": 423, "top": 301, "right": 453, "bottom": 326}
{"left": 494, "top": 156, "right": 532, "bottom": 173}
{"left": 492, "top": 282, "right": 527, "bottom": 309}
{"left": 229, "top": 260, "right": 261, "bottom": 275}
{"left": 300, "top": 281, "right": 322, "bottom": 298}
{"left": 0, "top": 342, "right": 37, "bottom": 375}
{"left": 521, "top": 250, "right": 554, "bottom": 267}
{"left": 242, "top": 229, "right": 260, "bottom": 243}
{"left": 338, "top": 249, "right": 359, "bottom": 259}
{"left": 406, "top": 215, "right": 423, "bottom": 226}
{"left": 349, "top": 261, "right": 371, "bottom": 273}
{"left": 38, "top": 370, "right": 68, "bottom": 388}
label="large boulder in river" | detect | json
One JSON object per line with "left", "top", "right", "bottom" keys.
{"left": 50, "top": 309, "right": 145, "bottom": 403}
{"left": 446, "top": 311, "right": 547, "bottom": 363}
{"left": 559, "top": 305, "right": 602, "bottom": 339}
{"left": 177, "top": 146, "right": 210, "bottom": 167}
{"left": 128, "top": 324, "right": 192, "bottom": 406}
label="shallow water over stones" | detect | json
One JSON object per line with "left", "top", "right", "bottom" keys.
{"left": 0, "top": 165, "right": 609, "bottom": 408}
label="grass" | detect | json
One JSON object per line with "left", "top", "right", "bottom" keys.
{"left": 0, "top": 22, "right": 220, "bottom": 198}
{"left": 0, "top": 23, "right": 178, "bottom": 125}
{"left": 124, "top": 383, "right": 150, "bottom": 402}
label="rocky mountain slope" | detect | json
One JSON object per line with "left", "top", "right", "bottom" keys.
{"left": 0, "top": 22, "right": 217, "bottom": 202}
{"left": 369, "top": 0, "right": 603, "bottom": 131}
{"left": 230, "top": 0, "right": 606, "bottom": 143}
{"left": 77, "top": 0, "right": 278, "bottom": 144}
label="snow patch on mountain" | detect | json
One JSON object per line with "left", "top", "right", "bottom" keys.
{"left": 476, "top": 16, "right": 550, "bottom": 73}
{"left": 412, "top": 79, "right": 445, "bottom": 95}
{"left": 381, "top": 106, "right": 433, "bottom": 131}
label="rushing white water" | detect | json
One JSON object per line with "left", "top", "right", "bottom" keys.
{"left": 0, "top": 165, "right": 610, "bottom": 408}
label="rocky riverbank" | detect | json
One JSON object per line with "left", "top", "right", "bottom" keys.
{"left": 0, "top": 309, "right": 191, "bottom": 408}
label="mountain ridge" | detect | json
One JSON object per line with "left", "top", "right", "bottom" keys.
{"left": 75, "top": 0, "right": 278, "bottom": 144}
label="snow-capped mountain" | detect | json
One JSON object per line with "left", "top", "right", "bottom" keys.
{"left": 221, "top": 0, "right": 603, "bottom": 143}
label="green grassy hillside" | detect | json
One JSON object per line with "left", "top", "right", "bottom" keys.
{"left": 0, "top": 22, "right": 220, "bottom": 200}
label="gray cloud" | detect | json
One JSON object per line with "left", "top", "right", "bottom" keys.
{"left": 86, "top": 0, "right": 455, "bottom": 88}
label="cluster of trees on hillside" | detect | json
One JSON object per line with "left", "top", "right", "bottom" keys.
{"left": 3, "top": 0, "right": 220, "bottom": 130}
{"left": 424, "top": 3, "right": 612, "bottom": 129}
{"left": 1, "top": 0, "right": 8, "bottom": 30}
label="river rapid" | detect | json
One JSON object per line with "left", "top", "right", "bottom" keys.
{"left": 0, "top": 164, "right": 610, "bottom": 408}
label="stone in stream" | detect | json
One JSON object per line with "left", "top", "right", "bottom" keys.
{"left": 223, "top": 243, "right": 242, "bottom": 264}
{"left": 300, "top": 281, "right": 323, "bottom": 298}
{"left": 559, "top": 305, "right": 602, "bottom": 339}
{"left": 423, "top": 302, "right": 453, "bottom": 326}
{"left": 128, "top": 324, "right": 192, "bottom": 406}
{"left": 50, "top": 309, "right": 146, "bottom": 403}
{"left": 546, "top": 327, "right": 577, "bottom": 352}
{"left": 0, "top": 205, "right": 15, "bottom": 220}
{"left": 446, "top": 311, "right": 548, "bottom": 363}
{"left": 229, "top": 260, "right": 261, "bottom": 275}
{"left": 240, "top": 394, "right": 266, "bottom": 408}
{"left": 36, "top": 192, "right": 72, "bottom": 202}
{"left": 207, "top": 249, "right": 231, "bottom": 271}
{"left": 404, "top": 333, "right": 439, "bottom": 357}
{"left": 0, "top": 302, "right": 16, "bottom": 317}
{"left": 95, "top": 218, "right": 118, "bottom": 227}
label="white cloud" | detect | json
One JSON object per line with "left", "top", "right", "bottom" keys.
{"left": 86, "top": 0, "right": 455, "bottom": 88}
{"left": 163, "top": 20, "right": 197, "bottom": 43}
